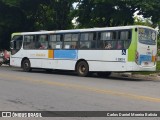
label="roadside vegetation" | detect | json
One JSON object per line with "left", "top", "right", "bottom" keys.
{"left": 0, "top": 0, "right": 160, "bottom": 50}
{"left": 157, "top": 61, "right": 160, "bottom": 71}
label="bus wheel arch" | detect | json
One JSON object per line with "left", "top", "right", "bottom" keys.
{"left": 21, "top": 58, "right": 31, "bottom": 72}
{"left": 75, "top": 59, "right": 89, "bottom": 77}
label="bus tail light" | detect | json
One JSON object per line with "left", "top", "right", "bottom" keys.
{"left": 155, "top": 55, "right": 157, "bottom": 62}
{"left": 152, "top": 55, "right": 156, "bottom": 62}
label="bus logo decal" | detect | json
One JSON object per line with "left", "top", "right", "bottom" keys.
{"left": 122, "top": 49, "right": 126, "bottom": 55}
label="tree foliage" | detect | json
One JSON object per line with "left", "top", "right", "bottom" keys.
{"left": 0, "top": 0, "right": 159, "bottom": 49}
{"left": 0, "top": 0, "right": 74, "bottom": 49}
{"left": 74, "top": 0, "right": 137, "bottom": 28}
{"left": 74, "top": 0, "right": 160, "bottom": 28}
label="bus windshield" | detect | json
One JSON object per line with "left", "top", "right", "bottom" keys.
{"left": 138, "top": 28, "right": 156, "bottom": 45}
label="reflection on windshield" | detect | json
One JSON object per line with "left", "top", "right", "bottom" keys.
{"left": 138, "top": 28, "right": 156, "bottom": 45}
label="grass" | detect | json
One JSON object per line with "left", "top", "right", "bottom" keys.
{"left": 156, "top": 61, "right": 160, "bottom": 71}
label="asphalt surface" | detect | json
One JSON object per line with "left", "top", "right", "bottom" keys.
{"left": 0, "top": 66, "right": 160, "bottom": 120}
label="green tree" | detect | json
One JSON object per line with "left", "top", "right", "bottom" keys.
{"left": 19, "top": 0, "right": 74, "bottom": 30}
{"left": 0, "top": 0, "right": 75, "bottom": 49}
{"left": 73, "top": 0, "right": 160, "bottom": 28}
{"left": 133, "top": 0, "right": 160, "bottom": 28}
{"left": 0, "top": 0, "right": 27, "bottom": 49}
{"left": 73, "top": 0, "right": 138, "bottom": 28}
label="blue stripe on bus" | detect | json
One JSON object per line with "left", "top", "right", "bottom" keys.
{"left": 54, "top": 50, "right": 78, "bottom": 59}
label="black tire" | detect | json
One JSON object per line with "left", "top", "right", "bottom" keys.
{"left": 0, "top": 62, "right": 2, "bottom": 66}
{"left": 76, "top": 61, "right": 89, "bottom": 77}
{"left": 22, "top": 59, "right": 31, "bottom": 72}
{"left": 97, "top": 72, "right": 111, "bottom": 77}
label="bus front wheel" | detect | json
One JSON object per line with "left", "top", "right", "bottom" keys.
{"left": 76, "top": 61, "right": 89, "bottom": 77}
{"left": 22, "top": 59, "right": 31, "bottom": 72}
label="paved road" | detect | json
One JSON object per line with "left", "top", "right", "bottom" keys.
{"left": 0, "top": 66, "right": 160, "bottom": 120}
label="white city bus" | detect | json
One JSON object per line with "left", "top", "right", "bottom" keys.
{"left": 10, "top": 25, "right": 158, "bottom": 77}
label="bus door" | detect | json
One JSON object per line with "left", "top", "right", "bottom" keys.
{"left": 136, "top": 28, "right": 157, "bottom": 67}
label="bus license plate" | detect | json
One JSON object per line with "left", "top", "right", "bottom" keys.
{"left": 144, "top": 62, "right": 149, "bottom": 65}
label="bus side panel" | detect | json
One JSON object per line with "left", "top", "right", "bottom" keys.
{"left": 10, "top": 57, "right": 22, "bottom": 67}
{"left": 88, "top": 61, "right": 128, "bottom": 71}
{"left": 10, "top": 49, "right": 25, "bottom": 67}
{"left": 78, "top": 50, "right": 128, "bottom": 71}
{"left": 25, "top": 50, "right": 48, "bottom": 68}
{"left": 41, "top": 50, "right": 77, "bottom": 70}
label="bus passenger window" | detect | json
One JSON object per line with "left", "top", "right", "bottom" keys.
{"left": 36, "top": 35, "right": 48, "bottom": 49}
{"left": 24, "top": 35, "right": 35, "bottom": 49}
{"left": 64, "top": 34, "right": 71, "bottom": 49}
{"left": 104, "top": 42, "right": 112, "bottom": 49}
{"left": 49, "top": 34, "right": 62, "bottom": 49}
{"left": 80, "top": 32, "right": 96, "bottom": 49}
{"left": 49, "top": 35, "right": 56, "bottom": 49}
{"left": 118, "top": 30, "right": 132, "bottom": 49}
{"left": 64, "top": 33, "right": 78, "bottom": 49}
{"left": 119, "top": 31, "right": 130, "bottom": 40}
{"left": 35, "top": 40, "right": 42, "bottom": 49}
{"left": 13, "top": 36, "right": 23, "bottom": 49}
{"left": 80, "top": 42, "right": 90, "bottom": 49}
{"left": 116, "top": 41, "right": 124, "bottom": 49}
{"left": 124, "top": 40, "right": 130, "bottom": 49}
{"left": 97, "top": 31, "right": 116, "bottom": 49}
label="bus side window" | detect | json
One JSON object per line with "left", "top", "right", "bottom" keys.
{"left": 12, "top": 35, "right": 23, "bottom": 50}
{"left": 63, "top": 33, "right": 78, "bottom": 49}
{"left": 49, "top": 34, "right": 62, "bottom": 49}
{"left": 64, "top": 34, "right": 71, "bottom": 49}
{"left": 116, "top": 41, "right": 124, "bottom": 49}
{"left": 98, "top": 31, "right": 116, "bottom": 49}
{"left": 80, "top": 32, "right": 96, "bottom": 49}
{"left": 56, "top": 35, "right": 63, "bottom": 49}
{"left": 49, "top": 35, "right": 56, "bottom": 49}
{"left": 14, "top": 36, "right": 23, "bottom": 49}
{"left": 24, "top": 35, "right": 35, "bottom": 49}
{"left": 11, "top": 35, "right": 23, "bottom": 55}
{"left": 36, "top": 35, "right": 48, "bottom": 49}
{"left": 118, "top": 30, "right": 131, "bottom": 49}
{"left": 71, "top": 33, "right": 78, "bottom": 49}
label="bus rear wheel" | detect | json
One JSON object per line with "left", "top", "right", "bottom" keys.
{"left": 76, "top": 61, "right": 89, "bottom": 77}
{"left": 97, "top": 72, "right": 111, "bottom": 77}
{"left": 22, "top": 59, "right": 31, "bottom": 72}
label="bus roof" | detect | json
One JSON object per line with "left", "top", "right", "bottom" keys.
{"left": 12, "top": 25, "right": 156, "bottom": 36}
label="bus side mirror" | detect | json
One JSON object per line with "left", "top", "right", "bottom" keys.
{"left": 10, "top": 41, "right": 14, "bottom": 50}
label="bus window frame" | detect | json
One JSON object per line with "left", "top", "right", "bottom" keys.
{"left": 79, "top": 32, "right": 97, "bottom": 50}
{"left": 36, "top": 34, "right": 49, "bottom": 50}
{"left": 11, "top": 35, "right": 23, "bottom": 55}
{"left": 49, "top": 34, "right": 63, "bottom": 49}
{"left": 63, "top": 33, "right": 79, "bottom": 49}
{"left": 23, "top": 35, "right": 36, "bottom": 50}
{"left": 97, "top": 29, "right": 132, "bottom": 50}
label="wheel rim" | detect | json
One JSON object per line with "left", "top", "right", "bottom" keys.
{"left": 24, "top": 62, "right": 29, "bottom": 70}
{"left": 23, "top": 60, "right": 30, "bottom": 71}
{"left": 79, "top": 64, "right": 86, "bottom": 75}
